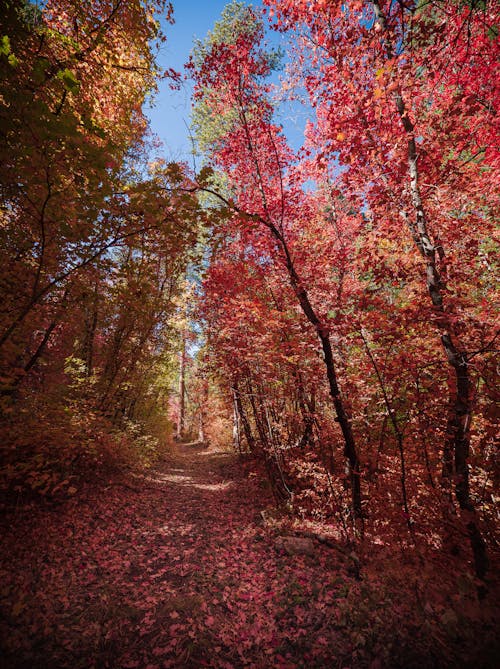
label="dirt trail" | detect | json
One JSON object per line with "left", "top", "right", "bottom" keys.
{"left": 3, "top": 445, "right": 496, "bottom": 668}
{"left": 0, "top": 444, "right": 354, "bottom": 669}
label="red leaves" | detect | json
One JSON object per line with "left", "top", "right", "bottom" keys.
{"left": 1, "top": 442, "right": 498, "bottom": 667}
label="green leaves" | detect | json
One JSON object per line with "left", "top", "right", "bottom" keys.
{"left": 57, "top": 68, "right": 80, "bottom": 93}
{"left": 0, "top": 35, "right": 11, "bottom": 56}
{"left": 0, "top": 35, "right": 18, "bottom": 66}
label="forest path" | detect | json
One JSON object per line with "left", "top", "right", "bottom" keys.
{"left": 0, "top": 443, "right": 357, "bottom": 669}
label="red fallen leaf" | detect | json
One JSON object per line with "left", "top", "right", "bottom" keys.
{"left": 169, "top": 624, "right": 182, "bottom": 634}
{"left": 152, "top": 647, "right": 166, "bottom": 657}
{"left": 205, "top": 615, "right": 215, "bottom": 627}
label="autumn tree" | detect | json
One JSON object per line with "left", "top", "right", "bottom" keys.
{"left": 264, "top": 0, "right": 498, "bottom": 576}
{"left": 0, "top": 0, "right": 174, "bottom": 380}
{"left": 0, "top": 1, "right": 201, "bottom": 494}
{"left": 190, "top": 0, "right": 365, "bottom": 519}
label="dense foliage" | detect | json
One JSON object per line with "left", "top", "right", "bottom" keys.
{"left": 0, "top": 0, "right": 201, "bottom": 496}
{"left": 190, "top": 0, "right": 498, "bottom": 574}
{"left": 0, "top": 1, "right": 498, "bottom": 666}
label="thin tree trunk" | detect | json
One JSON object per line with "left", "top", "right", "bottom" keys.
{"left": 1, "top": 289, "right": 69, "bottom": 396}
{"left": 99, "top": 322, "right": 128, "bottom": 411}
{"left": 82, "top": 283, "right": 99, "bottom": 377}
{"left": 23, "top": 320, "right": 58, "bottom": 375}
{"left": 285, "top": 257, "right": 362, "bottom": 517}
{"left": 198, "top": 377, "right": 209, "bottom": 446}
{"left": 296, "top": 377, "right": 315, "bottom": 450}
{"left": 233, "top": 380, "right": 256, "bottom": 453}
{"left": 198, "top": 412, "right": 206, "bottom": 444}
{"left": 232, "top": 386, "right": 241, "bottom": 452}
{"left": 176, "top": 331, "right": 186, "bottom": 441}
{"left": 201, "top": 187, "right": 364, "bottom": 517}
{"left": 246, "top": 376, "right": 269, "bottom": 450}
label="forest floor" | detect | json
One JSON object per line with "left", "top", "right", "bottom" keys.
{"left": 0, "top": 443, "right": 498, "bottom": 669}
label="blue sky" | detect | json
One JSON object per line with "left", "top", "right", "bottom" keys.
{"left": 145, "top": 0, "right": 307, "bottom": 161}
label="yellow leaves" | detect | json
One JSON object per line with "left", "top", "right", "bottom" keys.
{"left": 0, "top": 35, "right": 11, "bottom": 56}
{"left": 376, "top": 60, "right": 396, "bottom": 78}
{"left": 0, "top": 35, "right": 18, "bottom": 66}
{"left": 374, "top": 61, "right": 400, "bottom": 99}
{"left": 336, "top": 132, "right": 345, "bottom": 141}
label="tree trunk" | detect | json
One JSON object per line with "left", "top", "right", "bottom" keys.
{"left": 232, "top": 386, "right": 241, "bottom": 452}
{"left": 277, "top": 234, "right": 362, "bottom": 517}
{"left": 176, "top": 331, "right": 187, "bottom": 441}
{"left": 246, "top": 376, "right": 269, "bottom": 450}
{"left": 81, "top": 283, "right": 99, "bottom": 377}
{"left": 198, "top": 377, "right": 209, "bottom": 446}
{"left": 233, "top": 380, "right": 256, "bottom": 453}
